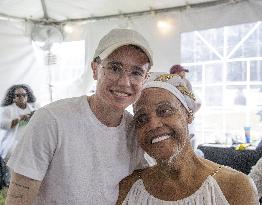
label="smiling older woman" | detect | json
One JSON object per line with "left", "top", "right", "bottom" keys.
{"left": 116, "top": 72, "right": 259, "bottom": 205}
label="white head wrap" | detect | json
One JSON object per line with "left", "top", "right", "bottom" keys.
{"left": 143, "top": 72, "right": 200, "bottom": 115}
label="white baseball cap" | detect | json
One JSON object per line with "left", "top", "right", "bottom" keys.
{"left": 94, "top": 28, "right": 153, "bottom": 66}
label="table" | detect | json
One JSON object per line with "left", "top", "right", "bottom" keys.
{"left": 198, "top": 144, "right": 262, "bottom": 174}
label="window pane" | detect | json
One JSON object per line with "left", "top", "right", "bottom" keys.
{"left": 230, "top": 22, "right": 262, "bottom": 58}
{"left": 205, "top": 63, "right": 223, "bottom": 83}
{"left": 203, "top": 110, "right": 224, "bottom": 143}
{"left": 224, "top": 86, "right": 248, "bottom": 142}
{"left": 250, "top": 85, "right": 262, "bottom": 108}
{"left": 205, "top": 86, "right": 223, "bottom": 106}
{"left": 186, "top": 65, "right": 202, "bottom": 84}
{"left": 227, "top": 61, "right": 246, "bottom": 81}
{"left": 181, "top": 32, "right": 194, "bottom": 63}
{"left": 181, "top": 31, "right": 220, "bottom": 63}
{"left": 50, "top": 41, "right": 85, "bottom": 83}
{"left": 225, "top": 85, "right": 247, "bottom": 107}
{"left": 251, "top": 60, "right": 262, "bottom": 81}
{"left": 250, "top": 85, "right": 262, "bottom": 143}
{"left": 198, "top": 28, "right": 224, "bottom": 56}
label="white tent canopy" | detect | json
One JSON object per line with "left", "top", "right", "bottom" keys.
{"left": 0, "top": 0, "right": 228, "bottom": 22}
{"left": 0, "top": 0, "right": 262, "bottom": 104}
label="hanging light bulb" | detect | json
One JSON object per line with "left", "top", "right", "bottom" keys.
{"left": 64, "top": 24, "right": 74, "bottom": 33}
{"left": 157, "top": 20, "right": 172, "bottom": 34}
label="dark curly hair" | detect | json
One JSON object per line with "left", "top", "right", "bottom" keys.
{"left": 1, "top": 84, "right": 36, "bottom": 107}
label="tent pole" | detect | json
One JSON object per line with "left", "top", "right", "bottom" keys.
{"left": 40, "top": 0, "right": 49, "bottom": 20}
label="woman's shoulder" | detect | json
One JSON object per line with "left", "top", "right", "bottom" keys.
{"left": 117, "top": 168, "right": 150, "bottom": 205}
{"left": 217, "top": 164, "right": 249, "bottom": 182}
{"left": 203, "top": 159, "right": 253, "bottom": 191}
{"left": 120, "top": 169, "right": 145, "bottom": 187}
{"left": 198, "top": 158, "right": 258, "bottom": 204}
{"left": 214, "top": 165, "right": 258, "bottom": 205}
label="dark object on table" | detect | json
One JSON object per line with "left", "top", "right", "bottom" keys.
{"left": 198, "top": 144, "right": 262, "bottom": 174}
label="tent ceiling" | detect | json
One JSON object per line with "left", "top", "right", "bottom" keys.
{"left": 0, "top": 0, "right": 226, "bottom": 22}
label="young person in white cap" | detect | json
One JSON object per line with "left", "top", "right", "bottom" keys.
{"left": 5, "top": 28, "right": 153, "bottom": 205}
{"left": 117, "top": 72, "right": 259, "bottom": 205}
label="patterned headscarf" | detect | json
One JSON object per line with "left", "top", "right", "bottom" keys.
{"left": 143, "top": 72, "right": 199, "bottom": 116}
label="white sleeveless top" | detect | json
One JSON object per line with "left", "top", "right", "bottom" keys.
{"left": 122, "top": 175, "right": 230, "bottom": 205}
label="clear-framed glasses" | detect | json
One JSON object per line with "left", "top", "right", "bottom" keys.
{"left": 101, "top": 62, "right": 148, "bottom": 84}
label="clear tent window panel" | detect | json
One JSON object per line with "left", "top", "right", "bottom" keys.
{"left": 226, "top": 61, "right": 247, "bottom": 81}
{"left": 32, "top": 40, "right": 86, "bottom": 104}
{"left": 181, "top": 21, "right": 262, "bottom": 145}
{"left": 250, "top": 60, "right": 262, "bottom": 81}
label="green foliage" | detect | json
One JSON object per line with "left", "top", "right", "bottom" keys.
{"left": 0, "top": 188, "right": 7, "bottom": 205}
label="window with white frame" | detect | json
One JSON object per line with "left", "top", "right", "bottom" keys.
{"left": 48, "top": 40, "right": 86, "bottom": 101}
{"left": 181, "top": 21, "right": 262, "bottom": 145}
{"left": 33, "top": 40, "right": 86, "bottom": 105}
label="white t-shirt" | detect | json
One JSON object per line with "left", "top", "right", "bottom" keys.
{"left": 8, "top": 96, "right": 145, "bottom": 205}
{"left": 0, "top": 103, "right": 38, "bottom": 160}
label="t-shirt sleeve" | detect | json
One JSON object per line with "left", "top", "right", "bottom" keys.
{"left": 0, "top": 107, "right": 12, "bottom": 130}
{"left": 7, "top": 108, "right": 58, "bottom": 181}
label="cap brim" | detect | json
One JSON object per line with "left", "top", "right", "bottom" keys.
{"left": 98, "top": 41, "right": 153, "bottom": 66}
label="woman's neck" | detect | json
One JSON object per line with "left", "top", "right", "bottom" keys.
{"left": 155, "top": 146, "right": 203, "bottom": 182}
{"left": 16, "top": 103, "right": 27, "bottom": 109}
{"left": 88, "top": 95, "right": 124, "bottom": 127}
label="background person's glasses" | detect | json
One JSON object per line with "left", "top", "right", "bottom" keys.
{"left": 15, "top": 93, "right": 27, "bottom": 98}
{"left": 101, "top": 63, "right": 147, "bottom": 84}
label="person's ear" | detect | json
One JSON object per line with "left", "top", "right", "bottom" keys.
{"left": 142, "top": 73, "right": 148, "bottom": 84}
{"left": 142, "top": 67, "right": 150, "bottom": 84}
{"left": 91, "top": 61, "right": 99, "bottom": 80}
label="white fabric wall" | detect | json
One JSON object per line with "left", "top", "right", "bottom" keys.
{"left": 0, "top": 20, "right": 49, "bottom": 105}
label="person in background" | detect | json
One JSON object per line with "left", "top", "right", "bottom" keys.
{"left": 170, "top": 64, "right": 192, "bottom": 91}
{"left": 0, "top": 84, "right": 38, "bottom": 161}
{"left": 170, "top": 64, "right": 202, "bottom": 154}
{"left": 234, "top": 88, "right": 246, "bottom": 105}
{"left": 5, "top": 28, "right": 153, "bottom": 205}
{"left": 117, "top": 72, "right": 259, "bottom": 205}
{"left": 249, "top": 157, "right": 262, "bottom": 204}
{"left": 0, "top": 84, "right": 38, "bottom": 185}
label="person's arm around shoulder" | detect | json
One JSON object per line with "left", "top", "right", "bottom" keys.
{"left": 116, "top": 169, "right": 142, "bottom": 205}
{"left": 219, "top": 170, "right": 259, "bottom": 205}
{"left": 5, "top": 172, "right": 41, "bottom": 205}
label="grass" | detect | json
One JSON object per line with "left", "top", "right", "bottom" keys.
{"left": 0, "top": 188, "right": 7, "bottom": 205}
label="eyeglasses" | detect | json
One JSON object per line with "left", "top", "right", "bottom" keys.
{"left": 101, "top": 62, "right": 147, "bottom": 84}
{"left": 15, "top": 93, "right": 27, "bottom": 98}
